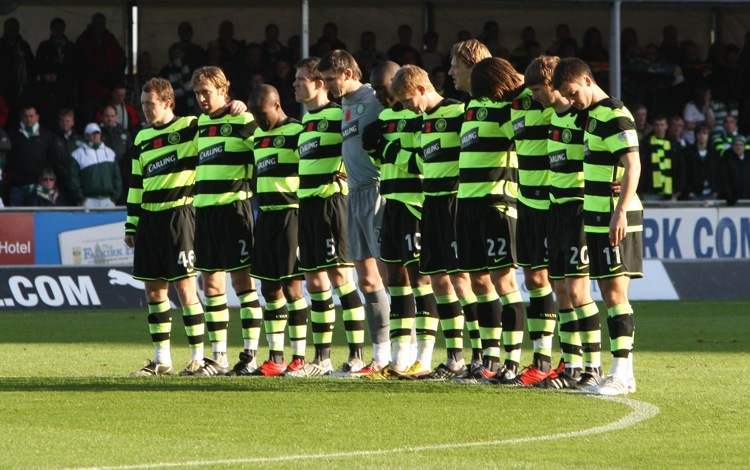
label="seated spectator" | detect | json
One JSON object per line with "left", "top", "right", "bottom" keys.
{"left": 421, "top": 31, "right": 445, "bottom": 74}
{"left": 683, "top": 125, "right": 718, "bottom": 199}
{"left": 169, "top": 22, "right": 205, "bottom": 72}
{"left": 69, "top": 123, "right": 121, "bottom": 208}
{"left": 159, "top": 45, "right": 195, "bottom": 115}
{"left": 659, "top": 25, "right": 681, "bottom": 64}
{"left": 645, "top": 115, "right": 673, "bottom": 199}
{"left": 55, "top": 108, "right": 84, "bottom": 157}
{"left": 717, "top": 136, "right": 750, "bottom": 204}
{"left": 683, "top": 87, "right": 715, "bottom": 144}
{"left": 7, "top": 105, "right": 62, "bottom": 206}
{"left": 99, "top": 105, "right": 131, "bottom": 202}
{"left": 634, "top": 103, "right": 652, "bottom": 142}
{"left": 668, "top": 115, "right": 689, "bottom": 198}
{"left": 0, "top": 126, "right": 9, "bottom": 205}
{"left": 96, "top": 84, "right": 140, "bottom": 132}
{"left": 354, "top": 31, "right": 386, "bottom": 82}
{"left": 22, "top": 168, "right": 64, "bottom": 206}
{"left": 388, "top": 25, "right": 420, "bottom": 65}
{"left": 261, "top": 24, "right": 289, "bottom": 65}
{"left": 712, "top": 114, "right": 740, "bottom": 155}
{"left": 0, "top": 18, "right": 35, "bottom": 111}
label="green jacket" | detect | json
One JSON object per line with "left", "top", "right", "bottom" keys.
{"left": 69, "top": 142, "right": 122, "bottom": 203}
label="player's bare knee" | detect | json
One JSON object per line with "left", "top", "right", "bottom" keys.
{"left": 492, "top": 269, "right": 517, "bottom": 295}
{"left": 174, "top": 278, "right": 198, "bottom": 305}
{"left": 523, "top": 268, "right": 549, "bottom": 290}
{"left": 430, "top": 274, "right": 453, "bottom": 295}
{"left": 386, "top": 265, "right": 408, "bottom": 288}
{"left": 144, "top": 281, "right": 168, "bottom": 303}
{"left": 261, "top": 282, "right": 284, "bottom": 301}
{"left": 470, "top": 273, "right": 492, "bottom": 295}
{"left": 283, "top": 280, "right": 305, "bottom": 301}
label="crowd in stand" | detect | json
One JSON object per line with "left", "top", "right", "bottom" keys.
{"left": 0, "top": 13, "right": 749, "bottom": 207}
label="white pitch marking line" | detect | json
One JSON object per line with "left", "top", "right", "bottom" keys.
{"left": 70, "top": 396, "right": 659, "bottom": 470}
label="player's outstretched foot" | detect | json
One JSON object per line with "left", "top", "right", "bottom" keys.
{"left": 130, "top": 360, "right": 173, "bottom": 377}
{"left": 334, "top": 357, "right": 365, "bottom": 378}
{"left": 193, "top": 357, "right": 229, "bottom": 377}
{"left": 286, "top": 357, "right": 305, "bottom": 373}
{"left": 513, "top": 364, "right": 553, "bottom": 387}
{"left": 428, "top": 362, "right": 467, "bottom": 381}
{"left": 593, "top": 374, "right": 636, "bottom": 396}
{"left": 178, "top": 359, "right": 204, "bottom": 376}
{"left": 396, "top": 361, "right": 432, "bottom": 380}
{"left": 258, "top": 359, "right": 287, "bottom": 377}
{"left": 544, "top": 367, "right": 581, "bottom": 390}
{"left": 576, "top": 367, "right": 602, "bottom": 393}
{"left": 285, "top": 358, "right": 333, "bottom": 377}
{"left": 226, "top": 351, "right": 258, "bottom": 376}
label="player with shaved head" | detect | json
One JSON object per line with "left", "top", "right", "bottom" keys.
{"left": 247, "top": 84, "right": 309, "bottom": 376}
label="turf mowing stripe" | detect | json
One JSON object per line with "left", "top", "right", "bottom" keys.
{"left": 68, "top": 396, "right": 659, "bottom": 470}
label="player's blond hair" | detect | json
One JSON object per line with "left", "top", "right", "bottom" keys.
{"left": 191, "top": 66, "right": 230, "bottom": 97}
{"left": 451, "top": 39, "right": 492, "bottom": 67}
{"left": 390, "top": 65, "right": 434, "bottom": 98}
{"left": 524, "top": 55, "right": 561, "bottom": 87}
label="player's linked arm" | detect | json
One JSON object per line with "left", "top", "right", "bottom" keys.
{"left": 609, "top": 150, "right": 640, "bottom": 246}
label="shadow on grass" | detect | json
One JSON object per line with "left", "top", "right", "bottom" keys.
{"left": 0, "top": 376, "right": 554, "bottom": 395}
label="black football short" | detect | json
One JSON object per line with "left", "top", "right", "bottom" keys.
{"left": 516, "top": 202, "right": 549, "bottom": 270}
{"left": 251, "top": 208, "right": 302, "bottom": 282}
{"left": 298, "top": 194, "right": 352, "bottom": 271}
{"left": 548, "top": 201, "right": 589, "bottom": 279}
{"left": 379, "top": 199, "right": 422, "bottom": 266}
{"left": 133, "top": 205, "right": 197, "bottom": 281}
{"left": 194, "top": 200, "right": 254, "bottom": 272}
{"left": 456, "top": 199, "right": 517, "bottom": 272}
{"left": 419, "top": 194, "right": 459, "bottom": 275}
{"left": 586, "top": 231, "right": 643, "bottom": 280}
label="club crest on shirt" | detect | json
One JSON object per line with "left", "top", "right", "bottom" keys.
{"left": 562, "top": 129, "right": 573, "bottom": 143}
{"left": 317, "top": 119, "right": 329, "bottom": 132}
{"left": 167, "top": 132, "right": 181, "bottom": 145}
{"left": 435, "top": 118, "right": 447, "bottom": 132}
{"left": 273, "top": 136, "right": 286, "bottom": 148}
{"left": 476, "top": 107, "right": 488, "bottom": 121}
{"left": 397, "top": 119, "right": 407, "bottom": 132}
{"left": 587, "top": 119, "right": 597, "bottom": 133}
{"left": 220, "top": 123, "right": 233, "bottom": 136}
{"left": 355, "top": 103, "right": 366, "bottom": 115}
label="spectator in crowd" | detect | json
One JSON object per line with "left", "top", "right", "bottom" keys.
{"left": 0, "top": 127, "right": 10, "bottom": 206}
{"left": 644, "top": 115, "right": 674, "bottom": 198}
{"left": 580, "top": 27, "right": 608, "bottom": 63}
{"left": 717, "top": 135, "right": 750, "bottom": 204}
{"left": 209, "top": 20, "right": 244, "bottom": 82}
{"left": 668, "top": 115, "right": 689, "bottom": 198}
{"left": 354, "top": 31, "right": 386, "bottom": 82}
{"left": 547, "top": 23, "right": 577, "bottom": 57}
{"left": 168, "top": 22, "right": 205, "bottom": 72}
{"left": 683, "top": 125, "right": 717, "bottom": 199}
{"left": 421, "top": 31, "right": 445, "bottom": 74}
{"left": 430, "top": 66, "right": 448, "bottom": 95}
{"left": 0, "top": 18, "right": 35, "bottom": 111}
{"left": 99, "top": 105, "right": 131, "bottom": 202}
{"left": 0, "top": 94, "right": 8, "bottom": 128}
{"left": 54, "top": 108, "right": 83, "bottom": 199}
{"left": 477, "top": 21, "right": 509, "bottom": 58}
{"left": 510, "top": 26, "right": 537, "bottom": 69}
{"left": 712, "top": 114, "right": 740, "bottom": 155}
{"left": 388, "top": 24, "right": 421, "bottom": 65}
{"left": 621, "top": 27, "right": 642, "bottom": 61}
{"left": 137, "top": 51, "right": 157, "bottom": 83}
{"left": 24, "top": 63, "right": 68, "bottom": 129}
{"left": 96, "top": 84, "right": 139, "bottom": 133}
{"left": 35, "top": 18, "right": 76, "bottom": 100}
{"left": 262, "top": 24, "right": 289, "bottom": 65}
{"left": 683, "top": 87, "right": 715, "bottom": 144}
{"left": 234, "top": 43, "right": 266, "bottom": 101}
{"left": 287, "top": 34, "right": 302, "bottom": 66}
{"left": 75, "top": 13, "right": 126, "bottom": 122}
{"left": 634, "top": 103, "right": 653, "bottom": 142}
{"left": 269, "top": 60, "right": 297, "bottom": 118}
{"left": 6, "top": 105, "right": 62, "bottom": 206}
{"left": 312, "top": 22, "right": 346, "bottom": 57}
{"left": 22, "top": 167, "right": 64, "bottom": 206}
{"left": 68, "top": 122, "right": 121, "bottom": 208}
{"left": 160, "top": 45, "right": 196, "bottom": 115}
{"left": 712, "top": 44, "right": 744, "bottom": 104}
{"left": 659, "top": 25, "right": 681, "bottom": 64}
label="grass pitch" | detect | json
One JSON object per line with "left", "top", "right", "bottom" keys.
{"left": 0, "top": 301, "right": 748, "bottom": 469}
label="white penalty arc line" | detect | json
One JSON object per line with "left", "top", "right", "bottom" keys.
{"left": 73, "top": 396, "right": 659, "bottom": 470}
